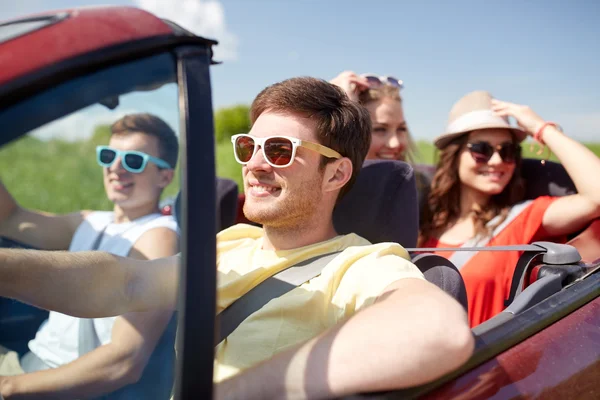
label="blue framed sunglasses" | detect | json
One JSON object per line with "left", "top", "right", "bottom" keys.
{"left": 96, "top": 146, "right": 172, "bottom": 173}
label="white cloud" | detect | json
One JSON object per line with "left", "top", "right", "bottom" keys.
{"left": 133, "top": 0, "right": 239, "bottom": 61}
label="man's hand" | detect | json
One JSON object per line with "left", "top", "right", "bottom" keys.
{"left": 0, "top": 375, "right": 14, "bottom": 399}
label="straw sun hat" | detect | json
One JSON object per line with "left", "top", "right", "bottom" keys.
{"left": 433, "top": 91, "right": 528, "bottom": 149}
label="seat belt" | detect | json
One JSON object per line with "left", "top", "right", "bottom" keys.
{"left": 216, "top": 251, "right": 342, "bottom": 345}
{"left": 78, "top": 228, "right": 106, "bottom": 357}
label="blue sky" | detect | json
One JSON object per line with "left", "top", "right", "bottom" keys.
{"left": 2, "top": 0, "right": 599, "bottom": 141}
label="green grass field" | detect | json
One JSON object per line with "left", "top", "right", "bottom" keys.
{"left": 2, "top": 135, "right": 599, "bottom": 214}
{"left": 0, "top": 135, "right": 181, "bottom": 213}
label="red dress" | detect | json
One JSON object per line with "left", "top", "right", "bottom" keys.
{"left": 422, "top": 196, "right": 563, "bottom": 327}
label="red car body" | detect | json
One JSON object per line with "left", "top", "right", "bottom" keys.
{"left": 0, "top": 6, "right": 598, "bottom": 399}
{"left": 0, "top": 7, "right": 172, "bottom": 86}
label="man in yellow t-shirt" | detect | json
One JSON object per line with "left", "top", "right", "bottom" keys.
{"left": 0, "top": 77, "right": 473, "bottom": 399}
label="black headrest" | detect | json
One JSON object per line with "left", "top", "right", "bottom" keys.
{"left": 333, "top": 160, "right": 419, "bottom": 247}
{"left": 521, "top": 159, "right": 576, "bottom": 199}
{"left": 216, "top": 177, "right": 239, "bottom": 231}
{"left": 411, "top": 254, "right": 468, "bottom": 310}
{"left": 173, "top": 177, "right": 239, "bottom": 232}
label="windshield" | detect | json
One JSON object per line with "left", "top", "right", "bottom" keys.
{"left": 0, "top": 51, "right": 181, "bottom": 398}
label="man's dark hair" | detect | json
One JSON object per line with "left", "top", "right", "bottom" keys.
{"left": 250, "top": 77, "right": 371, "bottom": 199}
{"left": 111, "top": 113, "right": 179, "bottom": 168}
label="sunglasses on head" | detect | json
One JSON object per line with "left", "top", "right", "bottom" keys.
{"left": 361, "top": 74, "right": 404, "bottom": 90}
{"left": 96, "top": 146, "right": 172, "bottom": 173}
{"left": 231, "top": 134, "right": 342, "bottom": 168}
{"left": 466, "top": 141, "right": 520, "bottom": 164}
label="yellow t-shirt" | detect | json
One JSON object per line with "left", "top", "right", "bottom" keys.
{"left": 213, "top": 224, "right": 424, "bottom": 382}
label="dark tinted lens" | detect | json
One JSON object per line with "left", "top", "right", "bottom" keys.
{"left": 468, "top": 142, "right": 494, "bottom": 163}
{"left": 99, "top": 148, "right": 116, "bottom": 165}
{"left": 235, "top": 136, "right": 255, "bottom": 162}
{"left": 499, "top": 143, "right": 519, "bottom": 163}
{"left": 385, "top": 76, "right": 403, "bottom": 88}
{"left": 364, "top": 75, "right": 382, "bottom": 88}
{"left": 124, "top": 153, "right": 144, "bottom": 170}
{"left": 264, "top": 137, "right": 293, "bottom": 166}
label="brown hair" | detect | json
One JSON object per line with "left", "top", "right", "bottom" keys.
{"left": 250, "top": 77, "right": 372, "bottom": 199}
{"left": 111, "top": 113, "right": 179, "bottom": 168}
{"left": 358, "top": 85, "right": 418, "bottom": 164}
{"left": 418, "top": 133, "right": 525, "bottom": 245}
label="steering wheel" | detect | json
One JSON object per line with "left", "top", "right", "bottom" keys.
{"left": 0, "top": 236, "right": 39, "bottom": 249}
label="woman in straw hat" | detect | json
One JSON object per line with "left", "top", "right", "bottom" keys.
{"left": 419, "top": 90, "right": 600, "bottom": 327}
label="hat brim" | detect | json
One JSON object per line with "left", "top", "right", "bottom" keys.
{"left": 434, "top": 122, "right": 528, "bottom": 149}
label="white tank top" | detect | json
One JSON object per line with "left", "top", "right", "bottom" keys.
{"left": 28, "top": 211, "right": 178, "bottom": 368}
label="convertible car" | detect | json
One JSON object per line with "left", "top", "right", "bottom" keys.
{"left": 0, "top": 6, "right": 598, "bottom": 399}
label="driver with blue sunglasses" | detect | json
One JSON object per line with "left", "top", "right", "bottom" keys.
{"left": 0, "top": 113, "right": 179, "bottom": 399}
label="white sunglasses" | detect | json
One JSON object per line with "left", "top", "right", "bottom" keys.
{"left": 231, "top": 134, "right": 342, "bottom": 168}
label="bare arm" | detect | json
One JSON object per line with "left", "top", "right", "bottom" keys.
{"left": 492, "top": 100, "right": 600, "bottom": 236}
{"left": 216, "top": 279, "right": 474, "bottom": 399}
{"left": 0, "top": 227, "right": 179, "bottom": 399}
{"left": 0, "top": 179, "right": 86, "bottom": 250}
{"left": 0, "top": 249, "right": 179, "bottom": 318}
{"left": 540, "top": 127, "right": 600, "bottom": 234}
{"left": 1, "top": 312, "right": 172, "bottom": 400}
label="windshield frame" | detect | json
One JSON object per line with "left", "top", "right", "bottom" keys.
{"left": 0, "top": 52, "right": 177, "bottom": 148}
{"left": 171, "top": 45, "right": 217, "bottom": 399}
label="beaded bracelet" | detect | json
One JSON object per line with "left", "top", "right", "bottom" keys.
{"left": 533, "top": 121, "right": 562, "bottom": 144}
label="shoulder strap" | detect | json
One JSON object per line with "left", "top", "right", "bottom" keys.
{"left": 215, "top": 251, "right": 342, "bottom": 345}
{"left": 446, "top": 200, "right": 534, "bottom": 269}
{"left": 119, "top": 214, "right": 179, "bottom": 246}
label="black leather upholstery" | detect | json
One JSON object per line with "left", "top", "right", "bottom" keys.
{"left": 334, "top": 160, "right": 419, "bottom": 248}
{"left": 332, "top": 160, "right": 467, "bottom": 308}
{"left": 173, "top": 177, "right": 239, "bottom": 232}
{"left": 411, "top": 254, "right": 468, "bottom": 310}
{"left": 521, "top": 159, "right": 576, "bottom": 199}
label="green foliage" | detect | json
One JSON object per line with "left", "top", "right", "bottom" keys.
{"left": 216, "top": 140, "right": 243, "bottom": 189}
{"left": 214, "top": 104, "right": 251, "bottom": 144}
{"left": 90, "top": 124, "right": 112, "bottom": 147}
{"left": 1, "top": 135, "right": 113, "bottom": 213}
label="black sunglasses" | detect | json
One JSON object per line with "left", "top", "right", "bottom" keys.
{"left": 466, "top": 141, "right": 520, "bottom": 164}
